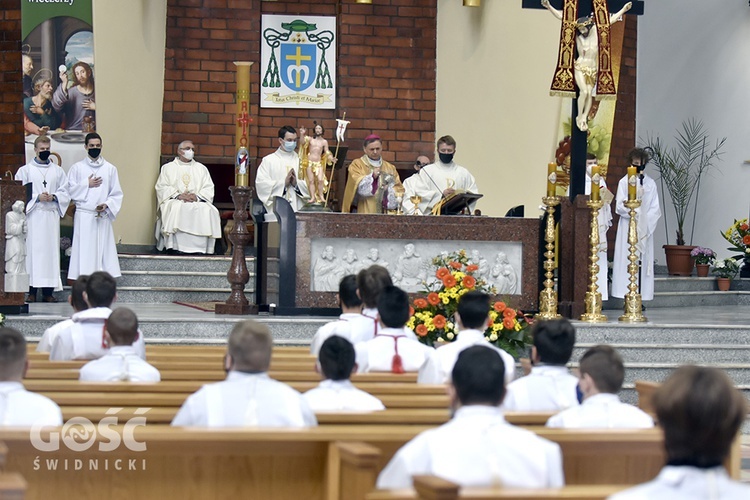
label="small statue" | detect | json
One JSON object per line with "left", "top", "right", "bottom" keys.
{"left": 5, "top": 200, "right": 29, "bottom": 292}
{"left": 299, "top": 122, "right": 336, "bottom": 204}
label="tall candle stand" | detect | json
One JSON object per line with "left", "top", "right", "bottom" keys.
{"left": 619, "top": 199, "right": 647, "bottom": 323}
{"left": 536, "top": 196, "right": 562, "bottom": 320}
{"left": 580, "top": 199, "right": 607, "bottom": 322}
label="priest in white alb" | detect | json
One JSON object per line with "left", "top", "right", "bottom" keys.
{"left": 255, "top": 125, "right": 309, "bottom": 219}
{"left": 402, "top": 135, "right": 479, "bottom": 215}
{"left": 155, "top": 140, "right": 221, "bottom": 254}
{"left": 15, "top": 135, "right": 70, "bottom": 303}
{"left": 67, "top": 133, "right": 123, "bottom": 280}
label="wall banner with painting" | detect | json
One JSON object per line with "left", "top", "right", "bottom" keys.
{"left": 22, "top": 0, "right": 95, "bottom": 167}
{"left": 260, "top": 15, "right": 336, "bottom": 109}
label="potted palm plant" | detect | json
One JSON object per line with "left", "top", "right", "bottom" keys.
{"left": 646, "top": 119, "right": 726, "bottom": 275}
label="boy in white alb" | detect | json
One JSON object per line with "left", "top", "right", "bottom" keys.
{"left": 546, "top": 345, "right": 652, "bottom": 428}
{"left": 0, "top": 327, "right": 62, "bottom": 426}
{"left": 49, "top": 271, "right": 146, "bottom": 361}
{"left": 352, "top": 265, "right": 418, "bottom": 343}
{"left": 37, "top": 275, "right": 89, "bottom": 352}
{"left": 610, "top": 366, "right": 750, "bottom": 499}
{"left": 79, "top": 308, "right": 160, "bottom": 382}
{"left": 309, "top": 274, "right": 369, "bottom": 356}
{"left": 502, "top": 318, "right": 579, "bottom": 412}
{"left": 377, "top": 346, "right": 563, "bottom": 489}
{"left": 171, "top": 320, "right": 317, "bottom": 428}
{"left": 304, "top": 336, "right": 385, "bottom": 412}
{"left": 355, "top": 286, "right": 433, "bottom": 373}
{"left": 418, "top": 290, "right": 515, "bottom": 385}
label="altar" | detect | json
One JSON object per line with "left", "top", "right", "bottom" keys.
{"left": 265, "top": 198, "right": 544, "bottom": 315}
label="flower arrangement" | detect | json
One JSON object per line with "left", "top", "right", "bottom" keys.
{"left": 712, "top": 258, "right": 740, "bottom": 279}
{"left": 721, "top": 219, "right": 750, "bottom": 260}
{"left": 407, "top": 249, "right": 532, "bottom": 356}
{"left": 690, "top": 246, "right": 716, "bottom": 265}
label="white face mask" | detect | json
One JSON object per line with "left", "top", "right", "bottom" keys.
{"left": 182, "top": 149, "right": 194, "bottom": 161}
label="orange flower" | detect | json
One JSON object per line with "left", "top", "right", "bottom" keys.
{"left": 433, "top": 314, "right": 447, "bottom": 329}
{"left": 503, "top": 307, "right": 516, "bottom": 318}
{"left": 436, "top": 267, "right": 451, "bottom": 279}
{"left": 449, "top": 261, "right": 462, "bottom": 269}
{"left": 415, "top": 324, "right": 428, "bottom": 337}
{"left": 503, "top": 317, "right": 516, "bottom": 330}
{"left": 427, "top": 292, "right": 441, "bottom": 306}
{"left": 494, "top": 301, "right": 506, "bottom": 312}
{"left": 442, "top": 275, "right": 457, "bottom": 288}
{"left": 743, "top": 235, "right": 750, "bottom": 245}
{"left": 409, "top": 306, "right": 415, "bottom": 317}
{"left": 462, "top": 276, "right": 476, "bottom": 289}
{"left": 741, "top": 223, "right": 749, "bottom": 232}
{"left": 466, "top": 264, "right": 479, "bottom": 272}
{"left": 414, "top": 298, "right": 428, "bottom": 309}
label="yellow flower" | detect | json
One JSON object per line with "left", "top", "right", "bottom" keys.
{"left": 442, "top": 297, "right": 450, "bottom": 305}
{"left": 489, "top": 333, "right": 498, "bottom": 341}
{"left": 407, "top": 318, "right": 415, "bottom": 330}
{"left": 447, "top": 332, "right": 454, "bottom": 340}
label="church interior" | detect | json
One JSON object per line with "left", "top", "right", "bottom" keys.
{"left": 0, "top": 0, "right": 749, "bottom": 498}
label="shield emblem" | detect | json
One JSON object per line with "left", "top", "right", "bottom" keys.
{"left": 280, "top": 43, "right": 317, "bottom": 92}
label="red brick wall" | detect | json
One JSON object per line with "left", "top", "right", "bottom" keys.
{"left": 0, "top": 0, "right": 24, "bottom": 177}
{"left": 607, "top": 14, "right": 638, "bottom": 254}
{"left": 161, "top": 0, "right": 437, "bottom": 169}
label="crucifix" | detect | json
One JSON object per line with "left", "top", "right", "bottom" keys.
{"left": 523, "top": 0, "right": 644, "bottom": 199}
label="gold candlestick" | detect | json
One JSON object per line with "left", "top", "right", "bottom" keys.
{"left": 536, "top": 196, "right": 562, "bottom": 320}
{"left": 580, "top": 199, "right": 607, "bottom": 322}
{"left": 619, "top": 199, "right": 647, "bottom": 323}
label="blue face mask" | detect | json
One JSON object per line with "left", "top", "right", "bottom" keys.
{"left": 282, "top": 140, "right": 297, "bottom": 152}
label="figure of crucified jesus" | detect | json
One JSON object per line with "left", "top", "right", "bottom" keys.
{"left": 299, "top": 122, "right": 336, "bottom": 204}
{"left": 542, "top": 0, "right": 632, "bottom": 131}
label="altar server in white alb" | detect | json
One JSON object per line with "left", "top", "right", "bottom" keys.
{"left": 67, "top": 133, "right": 123, "bottom": 280}
{"left": 611, "top": 148, "right": 661, "bottom": 301}
{"left": 255, "top": 125, "right": 309, "bottom": 217}
{"left": 377, "top": 346, "right": 564, "bottom": 490}
{"left": 610, "top": 366, "right": 750, "bottom": 499}
{"left": 171, "top": 320, "right": 317, "bottom": 428}
{"left": 15, "top": 135, "right": 70, "bottom": 303}
{"left": 309, "top": 274, "right": 370, "bottom": 356}
{"left": 501, "top": 319, "right": 579, "bottom": 412}
{"left": 402, "top": 135, "right": 478, "bottom": 215}
{"left": 304, "top": 336, "right": 385, "bottom": 412}
{"left": 418, "top": 291, "right": 515, "bottom": 385}
{"left": 155, "top": 140, "right": 221, "bottom": 254}
{"left": 79, "top": 308, "right": 160, "bottom": 382}
{"left": 50, "top": 271, "right": 146, "bottom": 361}
{"left": 0, "top": 327, "right": 63, "bottom": 427}
{"left": 355, "top": 286, "right": 433, "bottom": 374}
{"left": 546, "top": 345, "right": 653, "bottom": 429}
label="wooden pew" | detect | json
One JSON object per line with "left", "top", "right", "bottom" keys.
{"left": 0, "top": 427, "right": 702, "bottom": 500}
{"left": 0, "top": 473, "right": 27, "bottom": 500}
{"left": 366, "top": 475, "right": 627, "bottom": 499}
{"left": 634, "top": 380, "right": 659, "bottom": 416}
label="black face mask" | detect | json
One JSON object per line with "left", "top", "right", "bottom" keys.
{"left": 636, "top": 164, "right": 645, "bottom": 173}
{"left": 38, "top": 150, "right": 51, "bottom": 162}
{"left": 88, "top": 148, "right": 101, "bottom": 159}
{"left": 439, "top": 152, "right": 454, "bottom": 164}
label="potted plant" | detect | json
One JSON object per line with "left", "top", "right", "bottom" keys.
{"left": 646, "top": 119, "right": 726, "bottom": 275}
{"left": 690, "top": 247, "right": 715, "bottom": 277}
{"left": 712, "top": 258, "right": 739, "bottom": 291}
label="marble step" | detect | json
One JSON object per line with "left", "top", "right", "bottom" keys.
{"left": 573, "top": 343, "right": 750, "bottom": 364}
{"left": 604, "top": 290, "right": 750, "bottom": 310}
{"left": 573, "top": 323, "right": 750, "bottom": 345}
{"left": 118, "top": 271, "right": 239, "bottom": 290}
